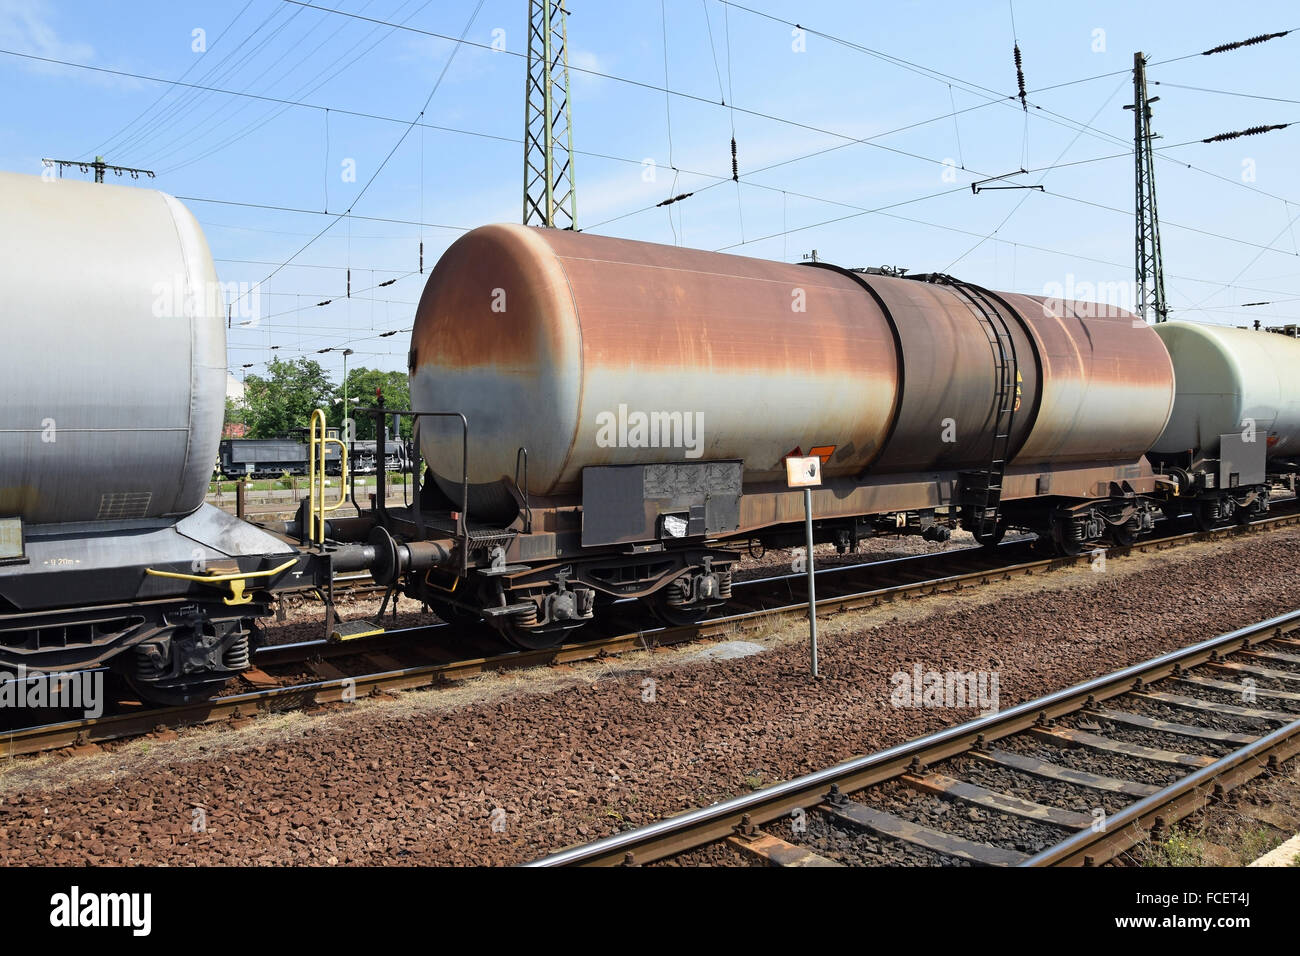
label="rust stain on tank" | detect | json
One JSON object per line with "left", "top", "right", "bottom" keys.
{"left": 542, "top": 229, "right": 890, "bottom": 378}
{"left": 1003, "top": 292, "right": 1175, "bottom": 463}
{"left": 411, "top": 225, "right": 576, "bottom": 375}
{"left": 855, "top": 275, "right": 1041, "bottom": 474}
{"left": 411, "top": 224, "right": 901, "bottom": 496}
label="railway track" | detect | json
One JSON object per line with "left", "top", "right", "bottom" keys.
{"left": 4, "top": 505, "right": 1299, "bottom": 760}
{"left": 527, "top": 609, "right": 1300, "bottom": 867}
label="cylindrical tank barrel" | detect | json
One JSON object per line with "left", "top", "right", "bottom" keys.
{"left": 0, "top": 171, "right": 225, "bottom": 525}
{"left": 1152, "top": 320, "right": 1300, "bottom": 458}
{"left": 410, "top": 225, "right": 1176, "bottom": 517}
{"left": 410, "top": 225, "right": 900, "bottom": 516}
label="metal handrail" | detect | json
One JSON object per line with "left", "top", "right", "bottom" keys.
{"left": 308, "top": 408, "right": 349, "bottom": 545}
{"left": 356, "top": 406, "right": 470, "bottom": 574}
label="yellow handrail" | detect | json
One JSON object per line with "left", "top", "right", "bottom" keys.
{"left": 309, "top": 408, "right": 349, "bottom": 544}
{"left": 146, "top": 557, "right": 299, "bottom": 606}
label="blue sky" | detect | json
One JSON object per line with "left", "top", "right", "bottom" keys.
{"left": 3, "top": 0, "right": 1299, "bottom": 382}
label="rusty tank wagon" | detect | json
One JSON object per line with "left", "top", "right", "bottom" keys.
{"left": 331, "top": 224, "right": 1177, "bottom": 649}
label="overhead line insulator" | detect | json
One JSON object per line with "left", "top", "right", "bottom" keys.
{"left": 656, "top": 192, "right": 694, "bottom": 208}
{"left": 1202, "top": 123, "right": 1291, "bottom": 143}
{"left": 1014, "top": 44, "right": 1027, "bottom": 111}
{"left": 1202, "top": 30, "right": 1291, "bottom": 56}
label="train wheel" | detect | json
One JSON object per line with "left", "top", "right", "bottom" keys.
{"left": 430, "top": 600, "right": 480, "bottom": 627}
{"left": 498, "top": 617, "right": 574, "bottom": 651}
{"left": 124, "top": 675, "right": 230, "bottom": 707}
{"left": 647, "top": 588, "right": 717, "bottom": 628}
{"left": 1109, "top": 520, "right": 1138, "bottom": 548}
{"left": 1193, "top": 499, "right": 1220, "bottom": 532}
{"left": 1051, "top": 519, "right": 1088, "bottom": 557}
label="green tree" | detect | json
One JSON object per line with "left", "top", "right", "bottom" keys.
{"left": 223, "top": 397, "right": 246, "bottom": 428}
{"left": 327, "top": 366, "right": 413, "bottom": 440}
{"left": 243, "top": 358, "right": 336, "bottom": 439}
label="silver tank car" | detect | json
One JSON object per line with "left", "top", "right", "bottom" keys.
{"left": 1152, "top": 320, "right": 1300, "bottom": 459}
{"left": 0, "top": 170, "right": 224, "bottom": 524}
{"left": 1146, "top": 319, "right": 1300, "bottom": 529}
{"left": 0, "top": 171, "right": 323, "bottom": 704}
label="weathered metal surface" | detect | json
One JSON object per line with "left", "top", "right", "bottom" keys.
{"left": 842, "top": 274, "right": 1034, "bottom": 473}
{"left": 0, "top": 171, "right": 225, "bottom": 525}
{"left": 413, "top": 228, "right": 1180, "bottom": 535}
{"left": 581, "top": 461, "right": 742, "bottom": 547}
{"left": 0, "top": 504, "right": 297, "bottom": 610}
{"left": 845, "top": 275, "right": 1040, "bottom": 474}
{"left": 1153, "top": 320, "right": 1300, "bottom": 458}
{"left": 730, "top": 460, "right": 1157, "bottom": 536}
{"left": 999, "top": 294, "right": 1175, "bottom": 466}
{"left": 410, "top": 224, "right": 900, "bottom": 517}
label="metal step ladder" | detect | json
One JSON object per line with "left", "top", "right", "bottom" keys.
{"left": 954, "top": 285, "right": 1019, "bottom": 543}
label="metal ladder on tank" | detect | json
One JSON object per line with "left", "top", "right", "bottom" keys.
{"left": 954, "top": 285, "right": 1019, "bottom": 543}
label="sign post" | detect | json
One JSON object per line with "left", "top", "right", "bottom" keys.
{"left": 786, "top": 455, "right": 823, "bottom": 678}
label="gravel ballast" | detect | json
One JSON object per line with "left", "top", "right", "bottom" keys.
{"left": 2, "top": 526, "right": 1299, "bottom": 866}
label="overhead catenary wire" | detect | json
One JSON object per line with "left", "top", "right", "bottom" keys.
{"left": 12, "top": 43, "right": 1039, "bottom": 230}
{"left": 88, "top": 0, "right": 273, "bottom": 158}
{"left": 1153, "top": 80, "right": 1300, "bottom": 107}
{"left": 228, "top": 0, "right": 486, "bottom": 312}
{"left": 135, "top": 0, "right": 353, "bottom": 168}
{"left": 708, "top": 4, "right": 1300, "bottom": 217}
{"left": 722, "top": 0, "right": 744, "bottom": 238}
{"left": 27, "top": 4, "right": 1298, "bottom": 341}
{"left": 943, "top": 76, "right": 1127, "bottom": 272}
{"left": 149, "top": 0, "right": 435, "bottom": 175}
{"left": 700, "top": 0, "right": 739, "bottom": 184}
{"left": 181, "top": 0, "right": 1299, "bottom": 227}
{"left": 112, "top": 4, "right": 308, "bottom": 162}
{"left": 5, "top": 25, "right": 1140, "bottom": 197}
{"left": 948, "top": 84, "right": 966, "bottom": 169}
{"left": 84, "top": 0, "right": 256, "bottom": 158}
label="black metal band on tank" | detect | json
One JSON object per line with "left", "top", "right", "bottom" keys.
{"left": 946, "top": 282, "right": 1026, "bottom": 462}
{"left": 954, "top": 281, "right": 1045, "bottom": 433}
{"left": 898, "top": 273, "right": 1046, "bottom": 458}
{"left": 798, "top": 261, "right": 907, "bottom": 476}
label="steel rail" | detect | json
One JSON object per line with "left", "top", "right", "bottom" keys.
{"left": 525, "top": 608, "right": 1300, "bottom": 866}
{"left": 5, "top": 507, "right": 1299, "bottom": 760}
